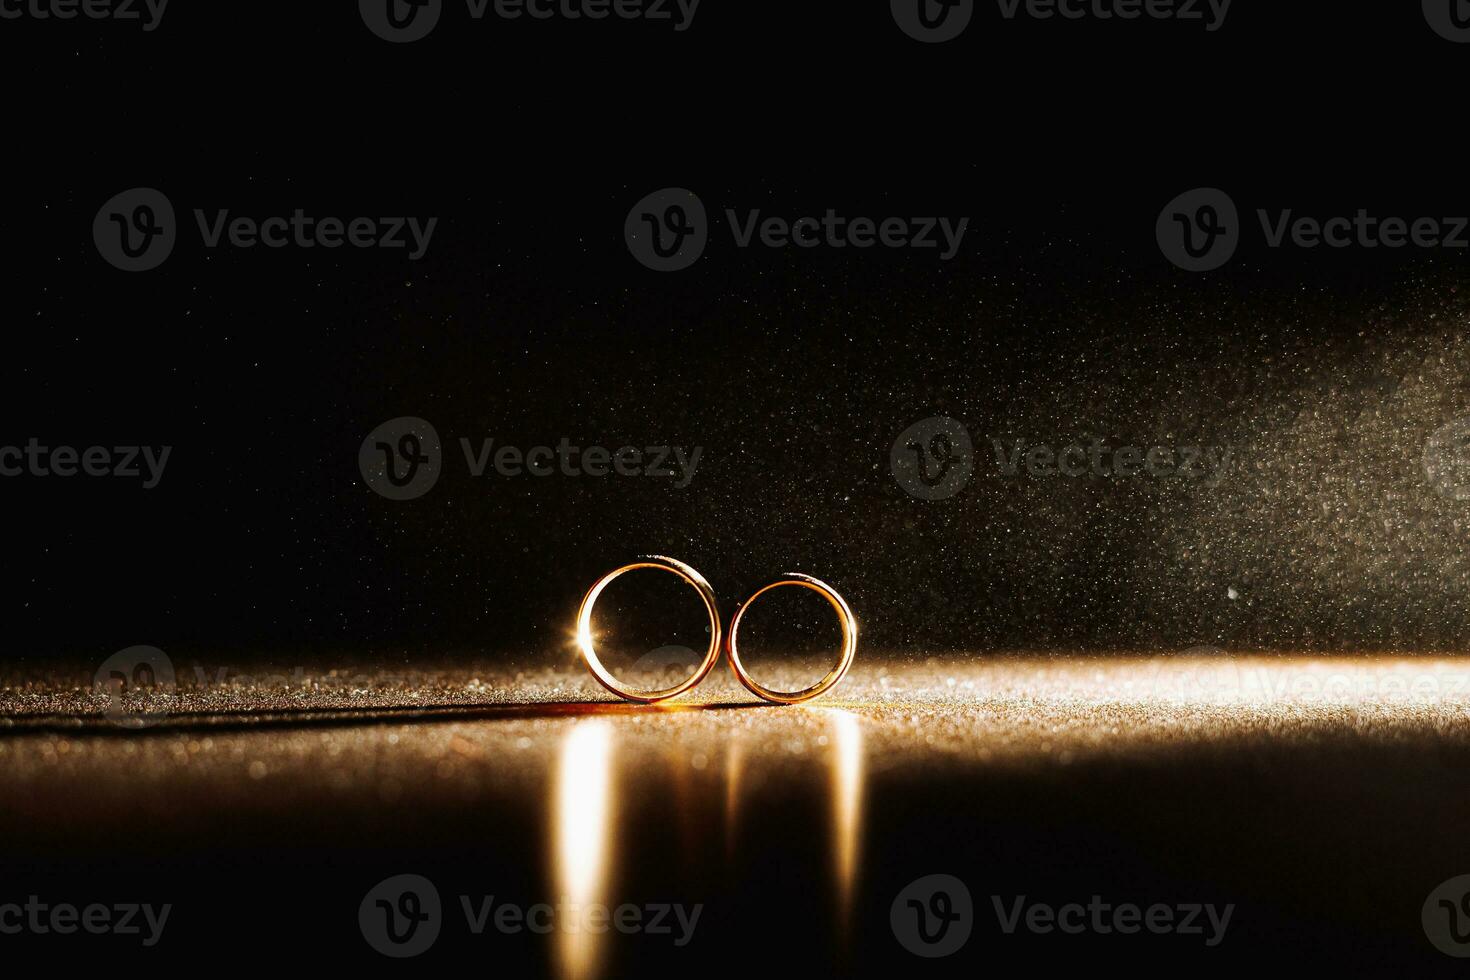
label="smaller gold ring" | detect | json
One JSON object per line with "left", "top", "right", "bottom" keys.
{"left": 576, "top": 555, "right": 722, "bottom": 703}
{"left": 726, "top": 573, "right": 858, "bottom": 705}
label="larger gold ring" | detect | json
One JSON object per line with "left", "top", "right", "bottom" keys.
{"left": 575, "top": 555, "right": 723, "bottom": 703}
{"left": 726, "top": 573, "right": 858, "bottom": 704}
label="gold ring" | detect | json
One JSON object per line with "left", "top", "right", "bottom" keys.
{"left": 575, "top": 555, "right": 722, "bottom": 703}
{"left": 726, "top": 573, "right": 857, "bottom": 704}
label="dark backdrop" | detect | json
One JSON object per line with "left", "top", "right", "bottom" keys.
{"left": 3, "top": 2, "right": 1468, "bottom": 666}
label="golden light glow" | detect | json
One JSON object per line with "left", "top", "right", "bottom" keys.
{"left": 554, "top": 719, "right": 615, "bottom": 980}
{"left": 828, "top": 709, "right": 864, "bottom": 934}
{"left": 723, "top": 733, "right": 745, "bottom": 861}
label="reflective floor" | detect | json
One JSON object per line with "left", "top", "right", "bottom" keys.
{"left": 3, "top": 654, "right": 1470, "bottom": 973}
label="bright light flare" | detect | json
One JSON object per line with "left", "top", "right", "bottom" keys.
{"left": 554, "top": 719, "right": 614, "bottom": 980}
{"left": 829, "top": 709, "right": 864, "bottom": 934}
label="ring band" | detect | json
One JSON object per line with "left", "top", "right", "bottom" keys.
{"left": 575, "top": 555, "right": 723, "bottom": 703}
{"left": 726, "top": 573, "right": 858, "bottom": 705}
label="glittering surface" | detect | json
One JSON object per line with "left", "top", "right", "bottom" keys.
{"left": 3, "top": 654, "right": 1470, "bottom": 970}
{"left": 10, "top": 652, "right": 1470, "bottom": 809}
{"left": 10, "top": 651, "right": 1470, "bottom": 745}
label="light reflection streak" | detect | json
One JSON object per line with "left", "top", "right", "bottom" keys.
{"left": 723, "top": 733, "right": 744, "bottom": 861}
{"left": 554, "top": 720, "right": 614, "bottom": 980}
{"left": 828, "top": 709, "right": 864, "bottom": 935}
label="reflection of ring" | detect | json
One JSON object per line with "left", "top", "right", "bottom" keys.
{"left": 726, "top": 573, "right": 858, "bottom": 705}
{"left": 575, "top": 556, "right": 722, "bottom": 703}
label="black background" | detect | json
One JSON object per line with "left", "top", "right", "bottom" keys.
{"left": 7, "top": 0, "right": 1470, "bottom": 663}
{"left": 3, "top": 3, "right": 1470, "bottom": 974}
